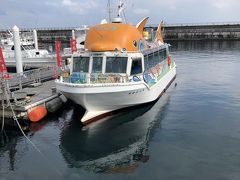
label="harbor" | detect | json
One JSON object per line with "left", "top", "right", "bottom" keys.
{"left": 1, "top": 21, "right": 239, "bottom": 128}
{"left": 1, "top": 40, "right": 240, "bottom": 179}
{"left": 1, "top": 0, "right": 240, "bottom": 179}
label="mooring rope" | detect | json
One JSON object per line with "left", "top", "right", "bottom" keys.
{"left": 3, "top": 79, "right": 62, "bottom": 176}
{"left": 9, "top": 98, "right": 61, "bottom": 176}
{"left": 1, "top": 100, "right": 4, "bottom": 133}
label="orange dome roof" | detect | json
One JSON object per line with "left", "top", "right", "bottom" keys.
{"left": 84, "top": 23, "right": 146, "bottom": 52}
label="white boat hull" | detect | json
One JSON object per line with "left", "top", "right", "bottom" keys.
{"left": 56, "top": 65, "right": 176, "bottom": 124}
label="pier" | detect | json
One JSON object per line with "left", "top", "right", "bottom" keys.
{"left": 0, "top": 67, "right": 67, "bottom": 129}
{"left": 0, "top": 27, "right": 67, "bottom": 130}
{"left": 161, "top": 22, "right": 240, "bottom": 41}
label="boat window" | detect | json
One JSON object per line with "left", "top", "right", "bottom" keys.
{"left": 73, "top": 56, "right": 89, "bottom": 73}
{"left": 147, "top": 53, "right": 156, "bottom": 69}
{"left": 163, "top": 49, "right": 167, "bottom": 59}
{"left": 106, "top": 57, "right": 128, "bottom": 73}
{"left": 144, "top": 47, "right": 169, "bottom": 71}
{"left": 154, "top": 51, "right": 158, "bottom": 59}
{"left": 92, "top": 57, "right": 102, "bottom": 73}
{"left": 159, "top": 48, "right": 167, "bottom": 61}
{"left": 131, "top": 58, "right": 142, "bottom": 75}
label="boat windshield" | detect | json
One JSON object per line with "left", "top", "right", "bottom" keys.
{"left": 69, "top": 56, "right": 129, "bottom": 84}
{"left": 131, "top": 57, "right": 142, "bottom": 75}
{"left": 73, "top": 57, "right": 89, "bottom": 73}
{"left": 106, "top": 57, "right": 128, "bottom": 73}
{"left": 92, "top": 57, "right": 103, "bottom": 73}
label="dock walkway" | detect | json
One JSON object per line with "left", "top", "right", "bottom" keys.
{"left": 0, "top": 79, "right": 62, "bottom": 120}
{"left": 0, "top": 68, "right": 67, "bottom": 128}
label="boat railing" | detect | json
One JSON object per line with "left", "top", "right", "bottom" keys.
{"left": 90, "top": 73, "right": 129, "bottom": 84}
{"left": 64, "top": 72, "right": 129, "bottom": 84}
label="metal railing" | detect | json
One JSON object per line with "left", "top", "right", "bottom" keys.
{"left": 64, "top": 72, "right": 130, "bottom": 84}
{"left": 7, "top": 67, "right": 56, "bottom": 90}
{"left": 0, "top": 27, "right": 79, "bottom": 32}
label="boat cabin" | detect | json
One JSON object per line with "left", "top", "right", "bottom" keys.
{"left": 68, "top": 45, "right": 170, "bottom": 85}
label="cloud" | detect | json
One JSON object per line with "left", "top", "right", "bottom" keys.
{"left": 45, "top": 1, "right": 59, "bottom": 7}
{"left": 211, "top": 0, "right": 232, "bottom": 9}
{"left": 133, "top": 8, "right": 150, "bottom": 15}
{"left": 61, "top": 0, "right": 99, "bottom": 15}
{"left": 1, "top": 0, "right": 240, "bottom": 28}
{"left": 62, "top": 0, "right": 77, "bottom": 7}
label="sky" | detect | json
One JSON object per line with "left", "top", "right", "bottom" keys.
{"left": 1, "top": 0, "right": 240, "bottom": 29}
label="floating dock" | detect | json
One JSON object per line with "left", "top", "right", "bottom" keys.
{"left": 0, "top": 68, "right": 67, "bottom": 129}
{"left": 0, "top": 80, "right": 64, "bottom": 118}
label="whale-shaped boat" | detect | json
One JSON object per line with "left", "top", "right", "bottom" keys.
{"left": 55, "top": 8, "right": 177, "bottom": 125}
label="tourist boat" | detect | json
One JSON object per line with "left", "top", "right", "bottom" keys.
{"left": 55, "top": 2, "right": 177, "bottom": 125}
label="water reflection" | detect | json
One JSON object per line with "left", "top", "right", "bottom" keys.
{"left": 59, "top": 95, "right": 172, "bottom": 173}
{"left": 0, "top": 119, "right": 52, "bottom": 172}
{"left": 0, "top": 130, "right": 22, "bottom": 171}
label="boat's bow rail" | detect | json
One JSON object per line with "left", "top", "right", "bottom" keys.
{"left": 60, "top": 71, "right": 140, "bottom": 84}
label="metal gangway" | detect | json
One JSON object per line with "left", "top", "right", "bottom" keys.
{"left": 6, "top": 67, "right": 57, "bottom": 90}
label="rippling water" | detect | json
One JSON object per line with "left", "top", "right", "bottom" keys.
{"left": 1, "top": 41, "right": 240, "bottom": 180}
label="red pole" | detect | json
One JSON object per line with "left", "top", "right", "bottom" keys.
{"left": 0, "top": 47, "right": 10, "bottom": 80}
{"left": 70, "top": 38, "right": 77, "bottom": 54}
{"left": 56, "top": 41, "right": 62, "bottom": 68}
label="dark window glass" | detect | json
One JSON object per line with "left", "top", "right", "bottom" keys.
{"left": 163, "top": 49, "right": 167, "bottom": 59}
{"left": 144, "top": 55, "right": 148, "bottom": 70}
{"left": 131, "top": 58, "right": 142, "bottom": 75}
{"left": 144, "top": 47, "right": 169, "bottom": 71}
{"left": 73, "top": 57, "right": 89, "bottom": 73}
{"left": 148, "top": 53, "right": 154, "bottom": 68}
{"left": 158, "top": 48, "right": 167, "bottom": 61}
{"left": 92, "top": 57, "right": 102, "bottom": 73}
{"left": 106, "top": 57, "right": 128, "bottom": 73}
{"left": 154, "top": 51, "right": 159, "bottom": 65}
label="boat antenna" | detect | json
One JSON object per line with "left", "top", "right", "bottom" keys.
{"left": 117, "top": 0, "right": 127, "bottom": 23}
{"left": 107, "top": 0, "right": 112, "bottom": 23}
{"left": 7, "top": 30, "right": 13, "bottom": 38}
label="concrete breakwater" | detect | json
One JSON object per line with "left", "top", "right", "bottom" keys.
{"left": 161, "top": 23, "right": 240, "bottom": 40}
{"left": 1, "top": 23, "right": 240, "bottom": 44}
